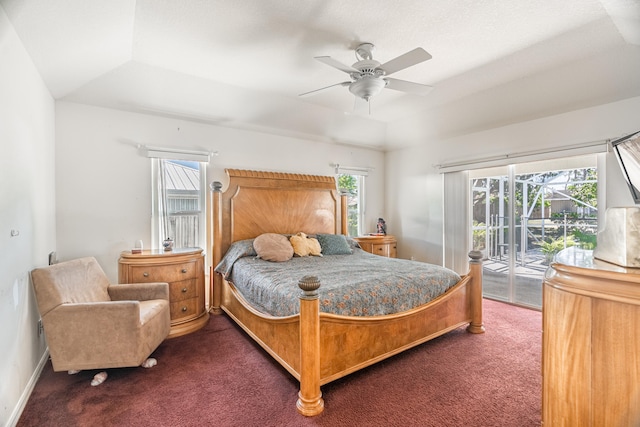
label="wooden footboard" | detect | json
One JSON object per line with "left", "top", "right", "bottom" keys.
{"left": 217, "top": 251, "right": 484, "bottom": 416}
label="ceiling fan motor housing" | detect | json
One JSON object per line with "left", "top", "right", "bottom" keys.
{"left": 352, "top": 59, "right": 383, "bottom": 76}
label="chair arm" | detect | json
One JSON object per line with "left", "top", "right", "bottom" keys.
{"left": 45, "top": 301, "right": 141, "bottom": 340}
{"left": 43, "top": 301, "right": 144, "bottom": 368}
{"left": 108, "top": 282, "right": 169, "bottom": 302}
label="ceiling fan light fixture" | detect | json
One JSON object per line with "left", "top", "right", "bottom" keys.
{"left": 349, "top": 76, "right": 386, "bottom": 101}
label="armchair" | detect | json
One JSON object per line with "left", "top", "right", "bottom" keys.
{"left": 31, "top": 257, "right": 171, "bottom": 374}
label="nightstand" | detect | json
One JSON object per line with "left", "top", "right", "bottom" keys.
{"left": 353, "top": 235, "right": 397, "bottom": 258}
{"left": 118, "top": 247, "right": 209, "bottom": 338}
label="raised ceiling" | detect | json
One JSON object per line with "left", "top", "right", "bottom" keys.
{"left": 2, "top": 0, "right": 640, "bottom": 150}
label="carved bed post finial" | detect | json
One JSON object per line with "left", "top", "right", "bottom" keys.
{"left": 466, "top": 250, "right": 485, "bottom": 334}
{"left": 210, "top": 181, "right": 223, "bottom": 314}
{"left": 297, "top": 276, "right": 324, "bottom": 416}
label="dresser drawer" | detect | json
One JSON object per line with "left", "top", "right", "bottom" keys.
{"left": 129, "top": 261, "right": 197, "bottom": 283}
{"left": 169, "top": 278, "right": 198, "bottom": 302}
{"left": 170, "top": 298, "right": 199, "bottom": 321}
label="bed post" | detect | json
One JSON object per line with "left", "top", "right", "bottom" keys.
{"left": 210, "top": 181, "right": 223, "bottom": 314}
{"left": 340, "top": 191, "right": 348, "bottom": 235}
{"left": 466, "top": 250, "right": 485, "bottom": 334}
{"left": 296, "top": 276, "right": 324, "bottom": 416}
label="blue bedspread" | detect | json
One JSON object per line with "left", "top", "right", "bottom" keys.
{"left": 215, "top": 239, "right": 462, "bottom": 317}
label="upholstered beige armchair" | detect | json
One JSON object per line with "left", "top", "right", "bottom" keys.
{"left": 31, "top": 257, "right": 171, "bottom": 374}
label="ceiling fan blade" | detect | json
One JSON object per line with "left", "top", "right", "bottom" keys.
{"left": 385, "top": 78, "right": 433, "bottom": 95}
{"left": 315, "top": 56, "right": 359, "bottom": 74}
{"left": 299, "top": 81, "right": 351, "bottom": 97}
{"left": 379, "top": 48, "right": 432, "bottom": 75}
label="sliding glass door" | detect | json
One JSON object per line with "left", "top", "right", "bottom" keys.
{"left": 471, "top": 156, "right": 598, "bottom": 309}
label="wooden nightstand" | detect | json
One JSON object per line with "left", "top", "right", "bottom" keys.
{"left": 353, "top": 235, "right": 397, "bottom": 258}
{"left": 118, "top": 247, "right": 209, "bottom": 338}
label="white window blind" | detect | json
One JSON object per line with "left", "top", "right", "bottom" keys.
{"left": 145, "top": 145, "right": 211, "bottom": 162}
{"left": 443, "top": 170, "right": 470, "bottom": 274}
{"left": 437, "top": 140, "right": 607, "bottom": 173}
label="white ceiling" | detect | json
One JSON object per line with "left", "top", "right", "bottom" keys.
{"left": 2, "top": 0, "right": 640, "bottom": 150}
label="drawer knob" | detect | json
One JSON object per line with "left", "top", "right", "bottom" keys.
{"left": 181, "top": 287, "right": 188, "bottom": 293}
{"left": 143, "top": 272, "right": 149, "bottom": 277}
{"left": 181, "top": 268, "right": 188, "bottom": 273}
{"left": 181, "top": 306, "right": 188, "bottom": 312}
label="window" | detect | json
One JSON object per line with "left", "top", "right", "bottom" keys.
{"left": 338, "top": 173, "right": 365, "bottom": 236}
{"left": 151, "top": 158, "right": 206, "bottom": 249}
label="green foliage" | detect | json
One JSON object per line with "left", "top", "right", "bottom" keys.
{"left": 338, "top": 174, "right": 359, "bottom": 236}
{"left": 338, "top": 174, "right": 357, "bottom": 193}
{"left": 572, "top": 229, "right": 597, "bottom": 249}
{"left": 537, "top": 236, "right": 575, "bottom": 263}
{"left": 567, "top": 168, "right": 597, "bottom": 208}
{"left": 550, "top": 212, "right": 579, "bottom": 220}
{"left": 472, "top": 221, "right": 486, "bottom": 250}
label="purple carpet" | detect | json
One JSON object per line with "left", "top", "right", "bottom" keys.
{"left": 18, "top": 299, "right": 541, "bottom": 426}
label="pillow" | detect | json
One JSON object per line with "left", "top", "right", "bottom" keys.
{"left": 316, "top": 234, "right": 353, "bottom": 255}
{"left": 307, "top": 237, "right": 322, "bottom": 256}
{"left": 290, "top": 232, "right": 323, "bottom": 257}
{"left": 253, "top": 233, "right": 294, "bottom": 262}
{"left": 290, "top": 233, "right": 310, "bottom": 257}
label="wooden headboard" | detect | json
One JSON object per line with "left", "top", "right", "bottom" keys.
{"left": 211, "top": 169, "right": 346, "bottom": 264}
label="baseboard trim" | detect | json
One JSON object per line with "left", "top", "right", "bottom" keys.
{"left": 7, "top": 348, "right": 49, "bottom": 427}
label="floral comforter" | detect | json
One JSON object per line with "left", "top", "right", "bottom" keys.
{"left": 215, "top": 239, "right": 462, "bottom": 317}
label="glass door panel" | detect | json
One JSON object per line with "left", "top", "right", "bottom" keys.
{"left": 472, "top": 175, "right": 511, "bottom": 303}
{"left": 471, "top": 156, "right": 598, "bottom": 309}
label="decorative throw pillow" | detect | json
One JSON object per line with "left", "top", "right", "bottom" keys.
{"left": 316, "top": 234, "right": 353, "bottom": 255}
{"left": 290, "top": 232, "right": 323, "bottom": 257}
{"left": 290, "top": 233, "right": 310, "bottom": 257}
{"left": 307, "top": 237, "right": 322, "bottom": 256}
{"left": 253, "top": 233, "right": 294, "bottom": 262}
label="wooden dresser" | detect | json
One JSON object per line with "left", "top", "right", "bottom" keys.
{"left": 543, "top": 247, "right": 640, "bottom": 426}
{"left": 353, "top": 235, "right": 397, "bottom": 258}
{"left": 119, "top": 247, "right": 209, "bottom": 338}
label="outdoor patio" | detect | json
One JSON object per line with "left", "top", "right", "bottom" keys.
{"left": 482, "top": 249, "right": 549, "bottom": 309}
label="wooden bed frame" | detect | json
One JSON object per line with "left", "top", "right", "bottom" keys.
{"left": 211, "top": 169, "right": 484, "bottom": 416}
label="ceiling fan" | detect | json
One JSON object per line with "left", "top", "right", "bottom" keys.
{"left": 300, "top": 43, "right": 433, "bottom": 104}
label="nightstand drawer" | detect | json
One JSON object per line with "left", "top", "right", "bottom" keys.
{"left": 169, "top": 278, "right": 198, "bottom": 302}
{"left": 170, "top": 298, "right": 199, "bottom": 321}
{"left": 372, "top": 244, "right": 387, "bottom": 255}
{"left": 118, "top": 248, "right": 209, "bottom": 338}
{"left": 353, "top": 235, "right": 397, "bottom": 258}
{"left": 129, "top": 261, "right": 197, "bottom": 283}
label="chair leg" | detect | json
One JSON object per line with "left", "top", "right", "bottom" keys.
{"left": 141, "top": 357, "right": 157, "bottom": 368}
{"left": 90, "top": 371, "right": 108, "bottom": 386}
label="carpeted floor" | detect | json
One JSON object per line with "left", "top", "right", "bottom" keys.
{"left": 18, "top": 299, "right": 541, "bottom": 427}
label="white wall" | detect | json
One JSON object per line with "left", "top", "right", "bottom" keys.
{"left": 386, "top": 96, "right": 640, "bottom": 268}
{"left": 0, "top": 7, "right": 55, "bottom": 426}
{"left": 55, "top": 102, "right": 386, "bottom": 282}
